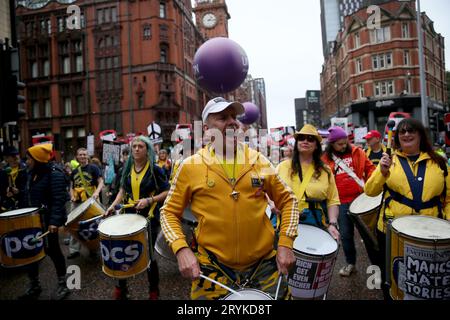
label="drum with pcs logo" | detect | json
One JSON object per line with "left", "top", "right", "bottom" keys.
{"left": 387, "top": 215, "right": 450, "bottom": 300}
{"left": 98, "top": 214, "right": 150, "bottom": 279}
{"left": 65, "top": 197, "right": 105, "bottom": 251}
{"left": 0, "top": 208, "right": 46, "bottom": 268}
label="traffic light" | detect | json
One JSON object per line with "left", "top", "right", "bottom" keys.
{"left": 0, "top": 42, "right": 25, "bottom": 126}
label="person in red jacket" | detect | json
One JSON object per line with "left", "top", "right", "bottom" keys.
{"left": 322, "top": 126, "right": 375, "bottom": 277}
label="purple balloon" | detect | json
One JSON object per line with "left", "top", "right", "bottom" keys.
{"left": 239, "top": 102, "right": 260, "bottom": 125}
{"left": 193, "top": 37, "right": 249, "bottom": 94}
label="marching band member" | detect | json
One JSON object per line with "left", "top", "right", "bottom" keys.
{"left": 277, "top": 124, "right": 340, "bottom": 241}
{"left": 364, "top": 130, "right": 387, "bottom": 167}
{"left": 365, "top": 118, "right": 450, "bottom": 300}
{"left": 0, "top": 146, "right": 27, "bottom": 212}
{"left": 322, "top": 126, "right": 375, "bottom": 277}
{"left": 106, "top": 136, "right": 169, "bottom": 300}
{"left": 160, "top": 97, "right": 300, "bottom": 300}
{"left": 19, "top": 144, "right": 70, "bottom": 300}
{"left": 67, "top": 148, "right": 104, "bottom": 259}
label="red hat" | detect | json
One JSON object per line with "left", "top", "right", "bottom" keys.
{"left": 364, "top": 130, "right": 382, "bottom": 140}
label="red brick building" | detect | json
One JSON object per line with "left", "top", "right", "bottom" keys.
{"left": 320, "top": 0, "right": 447, "bottom": 140}
{"left": 15, "top": 0, "right": 233, "bottom": 159}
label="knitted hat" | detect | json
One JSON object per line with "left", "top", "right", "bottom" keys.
{"left": 328, "top": 126, "right": 348, "bottom": 143}
{"left": 295, "top": 124, "right": 322, "bottom": 143}
{"left": 27, "top": 144, "right": 53, "bottom": 163}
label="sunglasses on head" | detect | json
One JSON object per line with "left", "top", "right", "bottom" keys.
{"left": 398, "top": 128, "right": 417, "bottom": 135}
{"left": 297, "top": 135, "right": 316, "bottom": 143}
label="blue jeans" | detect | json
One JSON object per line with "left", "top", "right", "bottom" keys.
{"left": 338, "top": 203, "right": 356, "bottom": 265}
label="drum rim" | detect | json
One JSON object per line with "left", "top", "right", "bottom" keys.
{"left": 0, "top": 207, "right": 40, "bottom": 218}
{"left": 98, "top": 214, "right": 148, "bottom": 238}
{"left": 391, "top": 215, "right": 450, "bottom": 242}
{"left": 292, "top": 248, "right": 338, "bottom": 259}
{"left": 101, "top": 256, "right": 150, "bottom": 279}
{"left": 222, "top": 288, "right": 274, "bottom": 300}
{"left": 294, "top": 224, "right": 339, "bottom": 256}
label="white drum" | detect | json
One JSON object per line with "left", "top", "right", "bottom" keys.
{"left": 222, "top": 289, "right": 274, "bottom": 300}
{"left": 288, "top": 224, "right": 338, "bottom": 300}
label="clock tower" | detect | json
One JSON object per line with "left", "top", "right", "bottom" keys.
{"left": 193, "top": 0, "right": 230, "bottom": 39}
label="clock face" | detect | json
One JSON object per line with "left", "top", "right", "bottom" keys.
{"left": 202, "top": 13, "right": 217, "bottom": 29}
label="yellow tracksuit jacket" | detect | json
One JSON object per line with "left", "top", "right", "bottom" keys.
{"left": 364, "top": 151, "right": 450, "bottom": 233}
{"left": 160, "top": 144, "right": 299, "bottom": 271}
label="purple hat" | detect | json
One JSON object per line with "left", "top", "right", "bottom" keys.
{"left": 328, "top": 126, "right": 348, "bottom": 143}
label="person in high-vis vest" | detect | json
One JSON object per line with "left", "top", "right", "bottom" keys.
{"left": 365, "top": 118, "right": 450, "bottom": 300}
{"left": 364, "top": 130, "right": 387, "bottom": 167}
{"left": 160, "top": 97, "right": 300, "bottom": 300}
{"left": 106, "top": 136, "right": 169, "bottom": 300}
{"left": 67, "top": 148, "right": 104, "bottom": 259}
{"left": 277, "top": 124, "right": 340, "bottom": 241}
{"left": 0, "top": 146, "right": 28, "bottom": 212}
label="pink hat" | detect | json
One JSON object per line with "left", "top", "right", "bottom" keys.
{"left": 328, "top": 126, "right": 348, "bottom": 143}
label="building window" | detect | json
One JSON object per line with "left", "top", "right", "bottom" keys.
{"left": 372, "top": 52, "right": 392, "bottom": 70}
{"left": 403, "top": 50, "right": 410, "bottom": 66}
{"left": 31, "top": 62, "right": 38, "bottom": 78}
{"left": 104, "top": 8, "right": 110, "bottom": 23}
{"left": 374, "top": 80, "right": 394, "bottom": 97}
{"left": 112, "top": 7, "right": 118, "bottom": 23}
{"left": 97, "top": 9, "right": 104, "bottom": 24}
{"left": 76, "top": 55, "right": 83, "bottom": 72}
{"left": 356, "top": 58, "right": 363, "bottom": 74}
{"left": 43, "top": 60, "right": 50, "bottom": 76}
{"left": 354, "top": 32, "right": 360, "bottom": 48}
{"left": 64, "top": 98, "right": 72, "bottom": 115}
{"left": 63, "top": 57, "right": 71, "bottom": 74}
{"left": 44, "top": 99, "right": 51, "bottom": 117}
{"left": 358, "top": 84, "right": 365, "bottom": 99}
{"left": 160, "top": 2, "right": 166, "bottom": 18}
{"left": 32, "top": 102, "right": 40, "bottom": 118}
{"left": 406, "top": 78, "right": 412, "bottom": 94}
{"left": 143, "top": 24, "right": 151, "bottom": 40}
{"left": 370, "top": 26, "right": 391, "bottom": 44}
{"left": 402, "top": 23, "right": 409, "bottom": 38}
{"left": 58, "top": 17, "right": 64, "bottom": 32}
{"left": 160, "top": 46, "right": 168, "bottom": 63}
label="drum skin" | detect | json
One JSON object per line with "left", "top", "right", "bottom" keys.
{"left": 389, "top": 216, "right": 450, "bottom": 300}
{"left": 349, "top": 193, "right": 383, "bottom": 250}
{"left": 222, "top": 289, "right": 273, "bottom": 300}
{"left": 65, "top": 198, "right": 105, "bottom": 251}
{"left": 0, "top": 208, "right": 46, "bottom": 268}
{"left": 98, "top": 214, "right": 150, "bottom": 279}
{"left": 288, "top": 224, "right": 338, "bottom": 300}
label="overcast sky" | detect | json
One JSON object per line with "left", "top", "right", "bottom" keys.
{"left": 220, "top": 0, "right": 450, "bottom": 129}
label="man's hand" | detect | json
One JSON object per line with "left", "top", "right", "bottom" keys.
{"left": 176, "top": 247, "right": 200, "bottom": 279}
{"left": 276, "top": 246, "right": 295, "bottom": 276}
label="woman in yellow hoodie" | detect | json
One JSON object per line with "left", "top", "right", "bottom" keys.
{"left": 365, "top": 118, "right": 450, "bottom": 299}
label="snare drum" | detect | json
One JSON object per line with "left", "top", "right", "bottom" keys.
{"left": 98, "top": 214, "right": 150, "bottom": 279}
{"left": 155, "top": 207, "right": 197, "bottom": 262}
{"left": 388, "top": 216, "right": 450, "bottom": 300}
{"left": 0, "top": 208, "right": 46, "bottom": 267}
{"left": 349, "top": 193, "right": 383, "bottom": 250}
{"left": 222, "top": 289, "right": 274, "bottom": 300}
{"left": 65, "top": 198, "right": 105, "bottom": 251}
{"left": 288, "top": 224, "right": 338, "bottom": 300}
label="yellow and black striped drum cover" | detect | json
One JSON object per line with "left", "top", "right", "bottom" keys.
{"left": 0, "top": 208, "right": 45, "bottom": 267}
{"left": 98, "top": 214, "right": 149, "bottom": 279}
{"left": 389, "top": 216, "right": 450, "bottom": 300}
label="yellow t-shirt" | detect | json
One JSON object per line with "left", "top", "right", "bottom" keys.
{"left": 276, "top": 160, "right": 340, "bottom": 211}
{"left": 210, "top": 146, "right": 244, "bottom": 183}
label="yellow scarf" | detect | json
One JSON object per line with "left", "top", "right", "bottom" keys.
{"left": 130, "top": 161, "right": 150, "bottom": 202}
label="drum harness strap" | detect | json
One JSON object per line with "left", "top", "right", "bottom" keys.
{"left": 298, "top": 165, "right": 328, "bottom": 227}
{"left": 383, "top": 157, "right": 444, "bottom": 220}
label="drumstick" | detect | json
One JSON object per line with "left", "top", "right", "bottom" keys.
{"left": 29, "top": 231, "right": 50, "bottom": 245}
{"left": 386, "top": 120, "right": 396, "bottom": 156}
{"left": 274, "top": 274, "right": 283, "bottom": 300}
{"left": 199, "top": 274, "right": 242, "bottom": 296}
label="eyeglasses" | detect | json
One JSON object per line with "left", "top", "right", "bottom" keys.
{"left": 398, "top": 128, "right": 417, "bottom": 135}
{"left": 297, "top": 135, "right": 316, "bottom": 143}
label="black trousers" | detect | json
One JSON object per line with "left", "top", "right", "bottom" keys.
{"left": 27, "top": 231, "right": 67, "bottom": 281}
{"left": 117, "top": 216, "right": 160, "bottom": 291}
{"left": 376, "top": 230, "right": 393, "bottom": 301}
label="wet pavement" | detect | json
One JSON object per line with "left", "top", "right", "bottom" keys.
{"left": 0, "top": 228, "right": 383, "bottom": 300}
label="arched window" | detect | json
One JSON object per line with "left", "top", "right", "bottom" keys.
{"left": 160, "top": 44, "right": 169, "bottom": 63}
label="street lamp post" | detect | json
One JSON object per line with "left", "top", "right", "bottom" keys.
{"left": 416, "top": 0, "right": 428, "bottom": 127}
